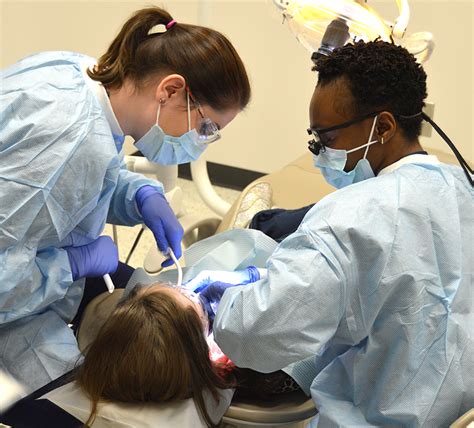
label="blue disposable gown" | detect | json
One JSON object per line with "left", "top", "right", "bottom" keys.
{"left": 214, "top": 161, "right": 474, "bottom": 427}
{"left": 0, "top": 52, "right": 162, "bottom": 389}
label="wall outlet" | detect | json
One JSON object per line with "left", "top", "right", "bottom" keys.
{"left": 421, "top": 102, "right": 435, "bottom": 138}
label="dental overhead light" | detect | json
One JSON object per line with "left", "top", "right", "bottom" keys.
{"left": 273, "top": 0, "right": 434, "bottom": 63}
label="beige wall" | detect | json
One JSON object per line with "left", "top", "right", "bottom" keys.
{"left": 1, "top": 0, "right": 472, "bottom": 173}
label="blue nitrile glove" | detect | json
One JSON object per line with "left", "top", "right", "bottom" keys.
{"left": 187, "top": 266, "right": 261, "bottom": 293}
{"left": 198, "top": 281, "right": 238, "bottom": 327}
{"left": 135, "top": 185, "right": 184, "bottom": 267}
{"left": 65, "top": 236, "right": 118, "bottom": 281}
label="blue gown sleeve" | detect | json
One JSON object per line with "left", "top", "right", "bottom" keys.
{"left": 106, "top": 156, "right": 164, "bottom": 226}
{"left": 0, "top": 52, "right": 162, "bottom": 325}
{"left": 213, "top": 222, "right": 347, "bottom": 373}
{"left": 0, "top": 244, "right": 73, "bottom": 324}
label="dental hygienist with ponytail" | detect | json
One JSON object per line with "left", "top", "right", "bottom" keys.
{"left": 0, "top": 6, "right": 250, "bottom": 391}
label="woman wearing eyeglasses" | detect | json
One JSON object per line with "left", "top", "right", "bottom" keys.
{"left": 0, "top": 6, "right": 250, "bottom": 392}
{"left": 212, "top": 41, "right": 473, "bottom": 427}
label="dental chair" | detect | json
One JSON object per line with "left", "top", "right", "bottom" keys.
{"left": 450, "top": 409, "right": 474, "bottom": 428}
{"left": 222, "top": 390, "right": 317, "bottom": 428}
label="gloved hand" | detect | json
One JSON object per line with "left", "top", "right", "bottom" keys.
{"left": 186, "top": 266, "right": 263, "bottom": 293}
{"left": 198, "top": 281, "right": 238, "bottom": 327}
{"left": 136, "top": 185, "right": 184, "bottom": 267}
{"left": 65, "top": 236, "right": 118, "bottom": 281}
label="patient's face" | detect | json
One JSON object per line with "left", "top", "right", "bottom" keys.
{"left": 146, "top": 283, "right": 209, "bottom": 333}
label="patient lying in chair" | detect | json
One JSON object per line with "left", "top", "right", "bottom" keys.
{"left": 74, "top": 281, "right": 300, "bottom": 427}
{"left": 77, "top": 281, "right": 227, "bottom": 427}
{"left": 2, "top": 278, "right": 300, "bottom": 428}
{"left": 1, "top": 230, "right": 304, "bottom": 428}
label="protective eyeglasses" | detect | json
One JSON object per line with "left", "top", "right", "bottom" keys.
{"left": 186, "top": 88, "right": 221, "bottom": 144}
{"left": 307, "top": 111, "right": 381, "bottom": 155}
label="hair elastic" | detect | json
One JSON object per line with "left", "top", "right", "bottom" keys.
{"left": 166, "top": 19, "right": 177, "bottom": 30}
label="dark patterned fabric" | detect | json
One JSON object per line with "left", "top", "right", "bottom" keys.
{"left": 234, "top": 368, "right": 301, "bottom": 399}
{"left": 249, "top": 204, "right": 315, "bottom": 242}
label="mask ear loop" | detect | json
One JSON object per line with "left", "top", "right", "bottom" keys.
{"left": 156, "top": 98, "right": 165, "bottom": 125}
{"left": 187, "top": 91, "right": 191, "bottom": 132}
{"left": 363, "top": 115, "right": 379, "bottom": 159}
{"left": 346, "top": 116, "right": 381, "bottom": 156}
{"left": 363, "top": 142, "right": 371, "bottom": 159}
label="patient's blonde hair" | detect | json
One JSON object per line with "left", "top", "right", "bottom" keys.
{"left": 76, "top": 283, "right": 230, "bottom": 427}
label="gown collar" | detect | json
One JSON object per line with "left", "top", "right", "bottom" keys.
{"left": 79, "top": 60, "right": 124, "bottom": 139}
{"left": 378, "top": 153, "right": 440, "bottom": 176}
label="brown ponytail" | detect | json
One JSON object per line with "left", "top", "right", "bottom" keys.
{"left": 88, "top": 6, "right": 250, "bottom": 111}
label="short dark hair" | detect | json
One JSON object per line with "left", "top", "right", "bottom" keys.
{"left": 314, "top": 41, "right": 427, "bottom": 140}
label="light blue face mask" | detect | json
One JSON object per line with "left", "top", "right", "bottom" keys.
{"left": 313, "top": 116, "right": 382, "bottom": 189}
{"left": 135, "top": 92, "right": 207, "bottom": 165}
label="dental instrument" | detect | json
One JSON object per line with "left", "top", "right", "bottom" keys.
{"left": 103, "top": 274, "right": 115, "bottom": 294}
{"left": 167, "top": 248, "right": 183, "bottom": 288}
